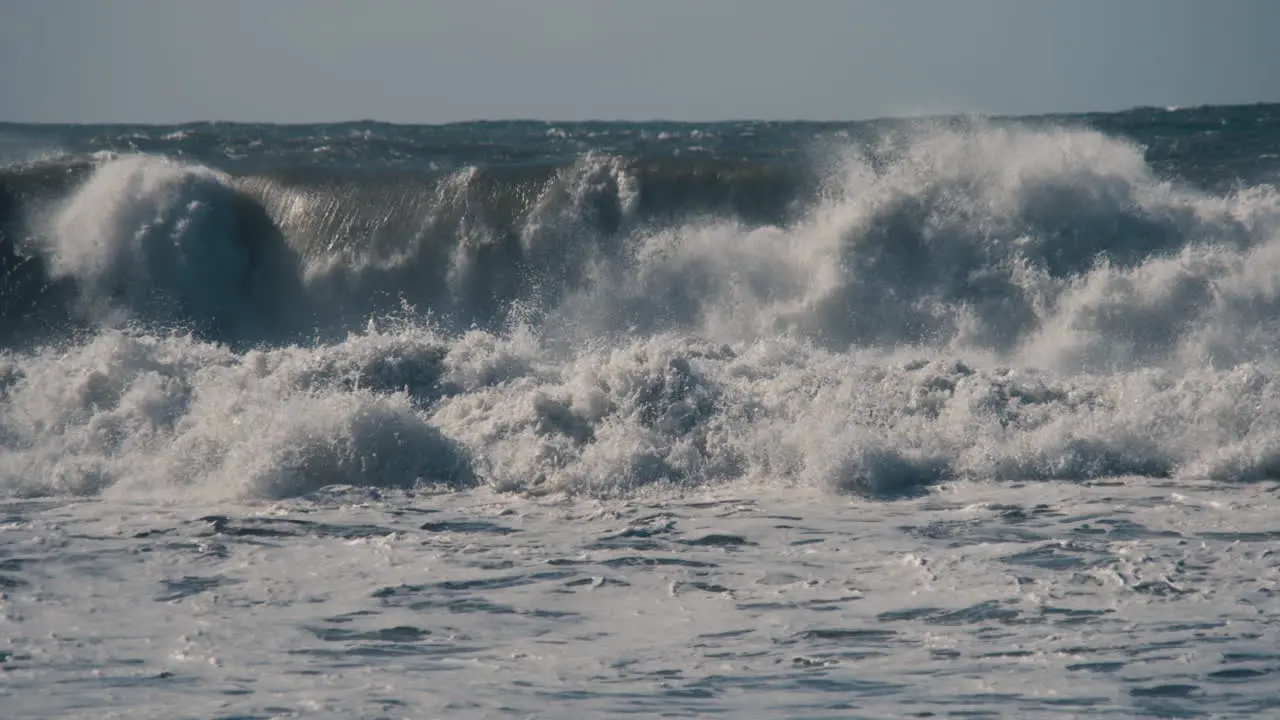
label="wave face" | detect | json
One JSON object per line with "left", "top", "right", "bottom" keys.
{"left": 3, "top": 107, "right": 1280, "bottom": 500}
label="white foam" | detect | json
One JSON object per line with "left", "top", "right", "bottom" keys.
{"left": 37, "top": 155, "right": 305, "bottom": 344}
{"left": 5, "top": 123, "right": 1280, "bottom": 500}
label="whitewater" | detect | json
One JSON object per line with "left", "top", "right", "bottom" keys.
{"left": 2, "top": 107, "right": 1280, "bottom": 717}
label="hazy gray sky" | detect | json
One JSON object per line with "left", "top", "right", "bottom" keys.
{"left": 2, "top": 0, "right": 1277, "bottom": 123}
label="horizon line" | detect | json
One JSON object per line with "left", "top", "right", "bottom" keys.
{"left": 3, "top": 100, "right": 1277, "bottom": 128}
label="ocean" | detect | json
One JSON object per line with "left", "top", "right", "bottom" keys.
{"left": 1, "top": 105, "right": 1280, "bottom": 718}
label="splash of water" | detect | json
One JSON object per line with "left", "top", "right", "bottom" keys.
{"left": 3, "top": 122, "right": 1280, "bottom": 501}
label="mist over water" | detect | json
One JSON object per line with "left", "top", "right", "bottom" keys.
{"left": 2, "top": 114, "right": 1280, "bottom": 502}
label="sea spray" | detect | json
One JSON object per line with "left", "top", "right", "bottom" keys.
{"left": 1, "top": 120, "right": 1279, "bottom": 500}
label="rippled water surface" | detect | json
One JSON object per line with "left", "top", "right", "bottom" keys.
{"left": 4, "top": 480, "right": 1279, "bottom": 718}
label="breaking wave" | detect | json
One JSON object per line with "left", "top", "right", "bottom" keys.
{"left": 3, "top": 120, "right": 1280, "bottom": 501}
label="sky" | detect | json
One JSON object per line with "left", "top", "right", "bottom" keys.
{"left": 1, "top": 0, "right": 1278, "bottom": 124}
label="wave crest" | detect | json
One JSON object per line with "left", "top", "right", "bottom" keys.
{"left": 4, "top": 120, "right": 1280, "bottom": 500}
